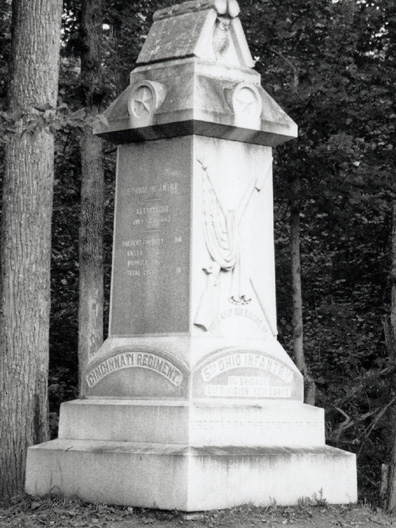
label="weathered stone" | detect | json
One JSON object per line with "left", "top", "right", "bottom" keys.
{"left": 26, "top": 0, "right": 357, "bottom": 510}
{"left": 26, "top": 440, "right": 357, "bottom": 510}
{"left": 57, "top": 400, "right": 326, "bottom": 447}
{"left": 94, "top": 60, "right": 297, "bottom": 145}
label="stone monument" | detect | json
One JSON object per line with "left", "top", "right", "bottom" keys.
{"left": 26, "top": 0, "right": 357, "bottom": 510}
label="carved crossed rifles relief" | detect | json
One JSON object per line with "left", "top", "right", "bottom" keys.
{"left": 194, "top": 158, "right": 276, "bottom": 336}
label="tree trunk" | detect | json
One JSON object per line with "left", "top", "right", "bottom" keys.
{"left": 78, "top": 131, "right": 104, "bottom": 388}
{"left": 290, "top": 172, "right": 315, "bottom": 405}
{"left": 386, "top": 200, "right": 396, "bottom": 511}
{"left": 78, "top": 0, "right": 104, "bottom": 390}
{"left": 0, "top": 0, "right": 62, "bottom": 497}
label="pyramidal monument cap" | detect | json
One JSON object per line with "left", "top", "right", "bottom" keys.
{"left": 94, "top": 0, "right": 298, "bottom": 146}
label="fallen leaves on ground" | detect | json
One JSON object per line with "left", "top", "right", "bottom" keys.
{"left": 1, "top": 495, "right": 396, "bottom": 528}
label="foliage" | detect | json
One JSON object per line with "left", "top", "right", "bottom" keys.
{"left": 0, "top": 1, "right": 10, "bottom": 108}
{"left": 0, "top": 0, "right": 395, "bottom": 505}
{"left": 0, "top": 104, "right": 109, "bottom": 144}
{"left": 48, "top": 368, "right": 78, "bottom": 438}
{"left": 239, "top": 0, "right": 396, "bottom": 502}
{"left": 42, "top": 0, "right": 396, "bottom": 503}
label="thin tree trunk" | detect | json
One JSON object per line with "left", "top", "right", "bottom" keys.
{"left": 290, "top": 173, "right": 303, "bottom": 368}
{"left": 0, "top": 0, "right": 62, "bottom": 497}
{"left": 386, "top": 200, "right": 396, "bottom": 511}
{"left": 78, "top": 0, "right": 104, "bottom": 390}
{"left": 79, "top": 131, "right": 104, "bottom": 387}
{"left": 290, "top": 172, "right": 315, "bottom": 405}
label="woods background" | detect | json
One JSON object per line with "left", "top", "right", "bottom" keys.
{"left": 0, "top": 0, "right": 395, "bottom": 507}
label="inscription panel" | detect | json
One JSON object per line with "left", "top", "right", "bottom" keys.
{"left": 191, "top": 419, "right": 322, "bottom": 432}
{"left": 86, "top": 352, "right": 184, "bottom": 388}
{"left": 111, "top": 138, "right": 191, "bottom": 335}
{"left": 193, "top": 350, "right": 300, "bottom": 400}
{"left": 83, "top": 348, "right": 189, "bottom": 398}
{"left": 189, "top": 417, "right": 324, "bottom": 447}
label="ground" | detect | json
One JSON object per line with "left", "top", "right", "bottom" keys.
{"left": 1, "top": 496, "right": 396, "bottom": 528}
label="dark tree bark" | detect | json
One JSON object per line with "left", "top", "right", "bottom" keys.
{"left": 290, "top": 172, "right": 316, "bottom": 405}
{"left": 385, "top": 200, "right": 396, "bottom": 511}
{"left": 0, "top": 0, "right": 62, "bottom": 497}
{"left": 78, "top": 0, "right": 104, "bottom": 390}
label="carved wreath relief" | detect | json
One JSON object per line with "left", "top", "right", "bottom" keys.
{"left": 128, "top": 80, "right": 166, "bottom": 122}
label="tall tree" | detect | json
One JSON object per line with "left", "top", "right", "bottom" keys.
{"left": 78, "top": 0, "right": 105, "bottom": 388}
{"left": 290, "top": 168, "right": 315, "bottom": 405}
{"left": 0, "top": 0, "right": 62, "bottom": 496}
{"left": 380, "top": 1, "right": 396, "bottom": 509}
{"left": 384, "top": 201, "right": 396, "bottom": 510}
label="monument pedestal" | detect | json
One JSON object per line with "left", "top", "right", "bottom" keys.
{"left": 26, "top": 399, "right": 356, "bottom": 510}
{"left": 26, "top": 0, "right": 357, "bottom": 508}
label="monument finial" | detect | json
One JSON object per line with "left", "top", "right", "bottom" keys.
{"left": 153, "top": 0, "right": 240, "bottom": 21}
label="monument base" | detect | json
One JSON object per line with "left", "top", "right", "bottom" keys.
{"left": 25, "top": 399, "right": 357, "bottom": 510}
{"left": 26, "top": 440, "right": 356, "bottom": 510}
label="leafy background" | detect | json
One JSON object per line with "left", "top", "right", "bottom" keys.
{"left": 1, "top": 0, "right": 395, "bottom": 505}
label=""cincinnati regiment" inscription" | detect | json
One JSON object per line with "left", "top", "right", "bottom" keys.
{"left": 86, "top": 352, "right": 183, "bottom": 388}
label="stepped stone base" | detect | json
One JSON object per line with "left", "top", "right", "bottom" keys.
{"left": 25, "top": 399, "right": 357, "bottom": 510}
{"left": 26, "top": 440, "right": 357, "bottom": 510}
{"left": 57, "top": 399, "right": 325, "bottom": 447}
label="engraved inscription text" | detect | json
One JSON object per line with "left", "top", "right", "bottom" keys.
{"left": 86, "top": 352, "right": 183, "bottom": 388}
